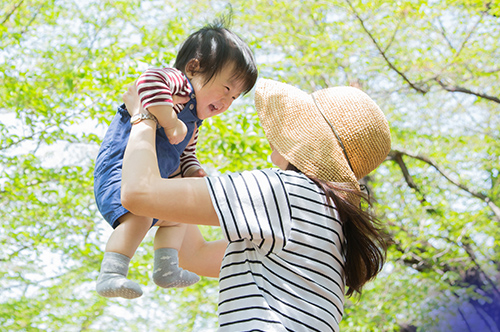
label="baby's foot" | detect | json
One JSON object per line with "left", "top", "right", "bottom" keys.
{"left": 96, "top": 273, "right": 143, "bottom": 299}
{"left": 96, "top": 252, "right": 143, "bottom": 299}
{"left": 153, "top": 248, "right": 200, "bottom": 288}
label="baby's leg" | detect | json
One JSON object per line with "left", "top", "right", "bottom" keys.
{"left": 152, "top": 222, "right": 200, "bottom": 288}
{"left": 96, "top": 213, "right": 151, "bottom": 299}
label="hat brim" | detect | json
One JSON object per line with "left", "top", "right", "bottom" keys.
{"left": 255, "top": 79, "right": 359, "bottom": 190}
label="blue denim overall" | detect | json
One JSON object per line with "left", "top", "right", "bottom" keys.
{"left": 93, "top": 90, "right": 202, "bottom": 229}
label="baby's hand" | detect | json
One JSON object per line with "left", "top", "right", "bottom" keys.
{"left": 165, "top": 119, "right": 187, "bottom": 145}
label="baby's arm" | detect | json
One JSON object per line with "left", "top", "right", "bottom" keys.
{"left": 136, "top": 68, "right": 190, "bottom": 145}
{"left": 148, "top": 105, "right": 187, "bottom": 145}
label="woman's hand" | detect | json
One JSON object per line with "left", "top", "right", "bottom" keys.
{"left": 183, "top": 167, "right": 208, "bottom": 178}
{"left": 123, "top": 82, "right": 141, "bottom": 117}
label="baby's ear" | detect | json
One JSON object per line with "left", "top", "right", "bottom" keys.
{"left": 185, "top": 59, "right": 201, "bottom": 77}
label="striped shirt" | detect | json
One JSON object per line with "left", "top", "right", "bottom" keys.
{"left": 136, "top": 67, "right": 201, "bottom": 175}
{"left": 206, "top": 169, "right": 345, "bottom": 332}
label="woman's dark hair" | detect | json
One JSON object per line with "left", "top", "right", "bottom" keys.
{"left": 286, "top": 164, "right": 388, "bottom": 297}
{"left": 174, "top": 16, "right": 258, "bottom": 95}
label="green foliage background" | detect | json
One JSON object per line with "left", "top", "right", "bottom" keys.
{"left": 1, "top": 0, "right": 499, "bottom": 331}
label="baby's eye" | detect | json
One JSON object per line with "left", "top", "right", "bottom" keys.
{"left": 225, "top": 86, "right": 230, "bottom": 91}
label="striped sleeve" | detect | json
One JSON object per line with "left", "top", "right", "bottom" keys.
{"left": 136, "top": 67, "right": 190, "bottom": 110}
{"left": 205, "top": 169, "right": 292, "bottom": 255}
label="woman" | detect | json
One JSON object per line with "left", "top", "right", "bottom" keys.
{"left": 120, "top": 79, "right": 391, "bottom": 331}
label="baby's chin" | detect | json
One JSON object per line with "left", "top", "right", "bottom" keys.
{"left": 196, "top": 108, "right": 211, "bottom": 120}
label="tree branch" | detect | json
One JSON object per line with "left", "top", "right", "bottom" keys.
{"left": 453, "top": 14, "right": 483, "bottom": 60}
{"left": 344, "top": 0, "right": 428, "bottom": 94}
{"left": 435, "top": 78, "right": 500, "bottom": 104}
{"left": 0, "top": 111, "right": 76, "bottom": 152}
{"left": 461, "top": 240, "right": 500, "bottom": 299}
{"left": 438, "top": 233, "right": 500, "bottom": 299}
{"left": 388, "top": 151, "right": 425, "bottom": 195}
{"left": 438, "top": 12, "right": 483, "bottom": 61}
{"left": 433, "top": 12, "right": 498, "bottom": 104}
{"left": 345, "top": 0, "right": 499, "bottom": 105}
{"left": 19, "top": 3, "right": 44, "bottom": 36}
{"left": 391, "top": 148, "right": 500, "bottom": 222}
{"left": 383, "top": 14, "right": 402, "bottom": 53}
{"left": 390, "top": 232, "right": 449, "bottom": 274}
{"left": 437, "top": 17, "right": 455, "bottom": 51}
{"left": 457, "top": 306, "right": 475, "bottom": 332}
{"left": 1, "top": 0, "right": 24, "bottom": 26}
{"left": 390, "top": 226, "right": 500, "bottom": 330}
{"left": 387, "top": 150, "right": 440, "bottom": 214}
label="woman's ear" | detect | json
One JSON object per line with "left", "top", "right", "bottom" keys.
{"left": 185, "top": 59, "right": 201, "bottom": 78}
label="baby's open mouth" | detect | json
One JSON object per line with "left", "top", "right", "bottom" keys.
{"left": 209, "top": 104, "right": 219, "bottom": 112}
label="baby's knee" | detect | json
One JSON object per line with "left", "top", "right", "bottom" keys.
{"left": 155, "top": 220, "right": 183, "bottom": 227}
{"left": 117, "top": 213, "right": 153, "bottom": 227}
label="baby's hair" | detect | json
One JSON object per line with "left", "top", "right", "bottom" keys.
{"left": 174, "top": 15, "right": 258, "bottom": 95}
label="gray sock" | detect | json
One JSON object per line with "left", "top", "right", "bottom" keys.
{"left": 153, "top": 248, "right": 200, "bottom": 288}
{"left": 96, "top": 252, "right": 143, "bottom": 299}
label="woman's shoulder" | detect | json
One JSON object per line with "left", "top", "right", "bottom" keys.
{"left": 224, "top": 168, "right": 319, "bottom": 191}
{"left": 207, "top": 168, "right": 321, "bottom": 198}
{"left": 233, "top": 168, "right": 305, "bottom": 186}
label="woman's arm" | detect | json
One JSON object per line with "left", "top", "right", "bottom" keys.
{"left": 179, "top": 225, "right": 226, "bottom": 278}
{"left": 120, "top": 85, "right": 220, "bottom": 226}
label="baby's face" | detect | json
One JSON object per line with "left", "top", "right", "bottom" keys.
{"left": 189, "top": 64, "right": 244, "bottom": 120}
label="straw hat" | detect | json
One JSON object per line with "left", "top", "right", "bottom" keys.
{"left": 255, "top": 79, "right": 391, "bottom": 196}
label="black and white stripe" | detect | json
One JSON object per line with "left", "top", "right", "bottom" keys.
{"left": 206, "top": 169, "right": 345, "bottom": 331}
